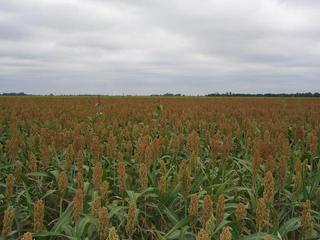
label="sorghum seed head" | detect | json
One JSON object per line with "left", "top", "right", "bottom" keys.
{"left": 188, "top": 194, "right": 199, "bottom": 217}
{"left": 58, "top": 171, "right": 68, "bottom": 196}
{"left": 107, "top": 226, "right": 119, "bottom": 240}
{"left": 99, "top": 207, "right": 109, "bottom": 240}
{"left": 100, "top": 180, "right": 109, "bottom": 202}
{"left": 263, "top": 171, "right": 274, "bottom": 204}
{"left": 139, "top": 163, "right": 148, "bottom": 189}
{"left": 216, "top": 194, "right": 225, "bottom": 224}
{"left": 117, "top": 159, "right": 126, "bottom": 192}
{"left": 159, "top": 159, "right": 166, "bottom": 175}
{"left": 300, "top": 200, "right": 313, "bottom": 237}
{"left": 21, "top": 232, "right": 33, "bottom": 240}
{"left": 256, "top": 198, "right": 267, "bottom": 231}
{"left": 205, "top": 215, "right": 215, "bottom": 237}
{"left": 91, "top": 197, "right": 101, "bottom": 217}
{"left": 5, "top": 173, "right": 15, "bottom": 198}
{"left": 144, "top": 145, "right": 153, "bottom": 168}
{"left": 203, "top": 195, "right": 213, "bottom": 224}
{"left": 33, "top": 199, "right": 45, "bottom": 232}
{"left": 92, "top": 162, "right": 103, "bottom": 191}
{"left": 28, "top": 152, "right": 37, "bottom": 172}
{"left": 1, "top": 206, "right": 15, "bottom": 237}
{"left": 73, "top": 188, "right": 84, "bottom": 222}
{"left": 178, "top": 160, "right": 192, "bottom": 195}
{"left": 64, "top": 144, "right": 74, "bottom": 172}
{"left": 158, "top": 175, "right": 166, "bottom": 193}
{"left": 220, "top": 227, "right": 232, "bottom": 240}
{"left": 76, "top": 171, "right": 84, "bottom": 190}
{"left": 196, "top": 229, "right": 210, "bottom": 240}
{"left": 264, "top": 155, "right": 275, "bottom": 173}
{"left": 235, "top": 202, "right": 247, "bottom": 231}
{"left": 125, "top": 202, "right": 137, "bottom": 236}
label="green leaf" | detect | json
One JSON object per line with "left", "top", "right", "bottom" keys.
{"left": 25, "top": 172, "right": 49, "bottom": 178}
{"left": 164, "top": 218, "right": 189, "bottom": 239}
{"left": 51, "top": 203, "right": 73, "bottom": 233}
{"left": 278, "top": 217, "right": 300, "bottom": 237}
{"left": 240, "top": 233, "right": 278, "bottom": 240}
{"left": 76, "top": 215, "right": 97, "bottom": 238}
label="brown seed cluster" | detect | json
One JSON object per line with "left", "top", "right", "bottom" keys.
{"left": 196, "top": 229, "right": 210, "bottom": 240}
{"left": 64, "top": 144, "right": 74, "bottom": 172}
{"left": 235, "top": 202, "right": 247, "bottom": 232}
{"left": 117, "top": 159, "right": 126, "bottom": 192}
{"left": 139, "top": 163, "right": 148, "bottom": 189}
{"left": 256, "top": 198, "right": 267, "bottom": 231}
{"left": 300, "top": 200, "right": 312, "bottom": 237}
{"left": 1, "top": 206, "right": 15, "bottom": 237}
{"left": 216, "top": 194, "right": 225, "bottom": 224}
{"left": 220, "top": 227, "right": 232, "bottom": 240}
{"left": 98, "top": 207, "right": 109, "bottom": 240}
{"left": 108, "top": 226, "right": 119, "bottom": 240}
{"left": 73, "top": 188, "right": 84, "bottom": 222}
{"left": 263, "top": 171, "right": 274, "bottom": 205}
{"left": 58, "top": 171, "right": 68, "bottom": 196}
{"left": 100, "top": 180, "right": 109, "bottom": 202}
{"left": 202, "top": 195, "right": 212, "bottom": 224}
{"left": 5, "top": 173, "right": 15, "bottom": 198}
{"left": 158, "top": 175, "right": 166, "bottom": 193}
{"left": 21, "top": 232, "right": 33, "bottom": 240}
{"left": 76, "top": 171, "right": 84, "bottom": 190}
{"left": 263, "top": 235, "right": 272, "bottom": 240}
{"left": 33, "top": 200, "right": 45, "bottom": 231}
{"left": 125, "top": 202, "right": 137, "bottom": 236}
{"left": 28, "top": 153, "right": 37, "bottom": 172}
{"left": 188, "top": 194, "right": 199, "bottom": 217}
{"left": 92, "top": 162, "right": 103, "bottom": 191}
{"left": 178, "top": 160, "right": 192, "bottom": 195}
{"left": 91, "top": 197, "right": 101, "bottom": 217}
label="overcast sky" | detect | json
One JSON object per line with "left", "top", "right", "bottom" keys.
{"left": 0, "top": 0, "right": 319, "bottom": 95}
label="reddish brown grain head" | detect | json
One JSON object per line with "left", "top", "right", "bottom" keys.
{"left": 1, "top": 206, "right": 15, "bottom": 237}
{"left": 33, "top": 199, "right": 45, "bottom": 232}
{"left": 216, "top": 194, "right": 225, "bottom": 224}
{"left": 125, "top": 202, "right": 137, "bottom": 236}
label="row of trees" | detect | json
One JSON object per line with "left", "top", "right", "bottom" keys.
{"left": 1, "top": 92, "right": 320, "bottom": 97}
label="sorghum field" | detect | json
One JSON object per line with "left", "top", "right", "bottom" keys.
{"left": 0, "top": 97, "right": 319, "bottom": 240}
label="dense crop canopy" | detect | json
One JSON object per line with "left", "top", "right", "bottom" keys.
{"left": 0, "top": 96, "right": 319, "bottom": 239}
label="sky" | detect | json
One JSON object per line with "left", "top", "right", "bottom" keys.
{"left": 0, "top": 0, "right": 319, "bottom": 95}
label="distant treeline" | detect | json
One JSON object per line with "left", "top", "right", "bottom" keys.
{"left": 206, "top": 92, "right": 320, "bottom": 97}
{"left": 1, "top": 92, "right": 28, "bottom": 96}
{"left": 150, "top": 93, "right": 184, "bottom": 97}
{"left": 1, "top": 92, "right": 320, "bottom": 97}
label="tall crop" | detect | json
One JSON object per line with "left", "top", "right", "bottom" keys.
{"left": 0, "top": 96, "right": 319, "bottom": 239}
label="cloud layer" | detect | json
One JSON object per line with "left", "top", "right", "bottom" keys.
{"left": 0, "top": 0, "right": 319, "bottom": 94}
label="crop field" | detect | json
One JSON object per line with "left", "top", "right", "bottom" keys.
{"left": 0, "top": 97, "right": 319, "bottom": 240}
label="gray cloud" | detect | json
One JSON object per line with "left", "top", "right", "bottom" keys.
{"left": 0, "top": 0, "right": 319, "bottom": 95}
